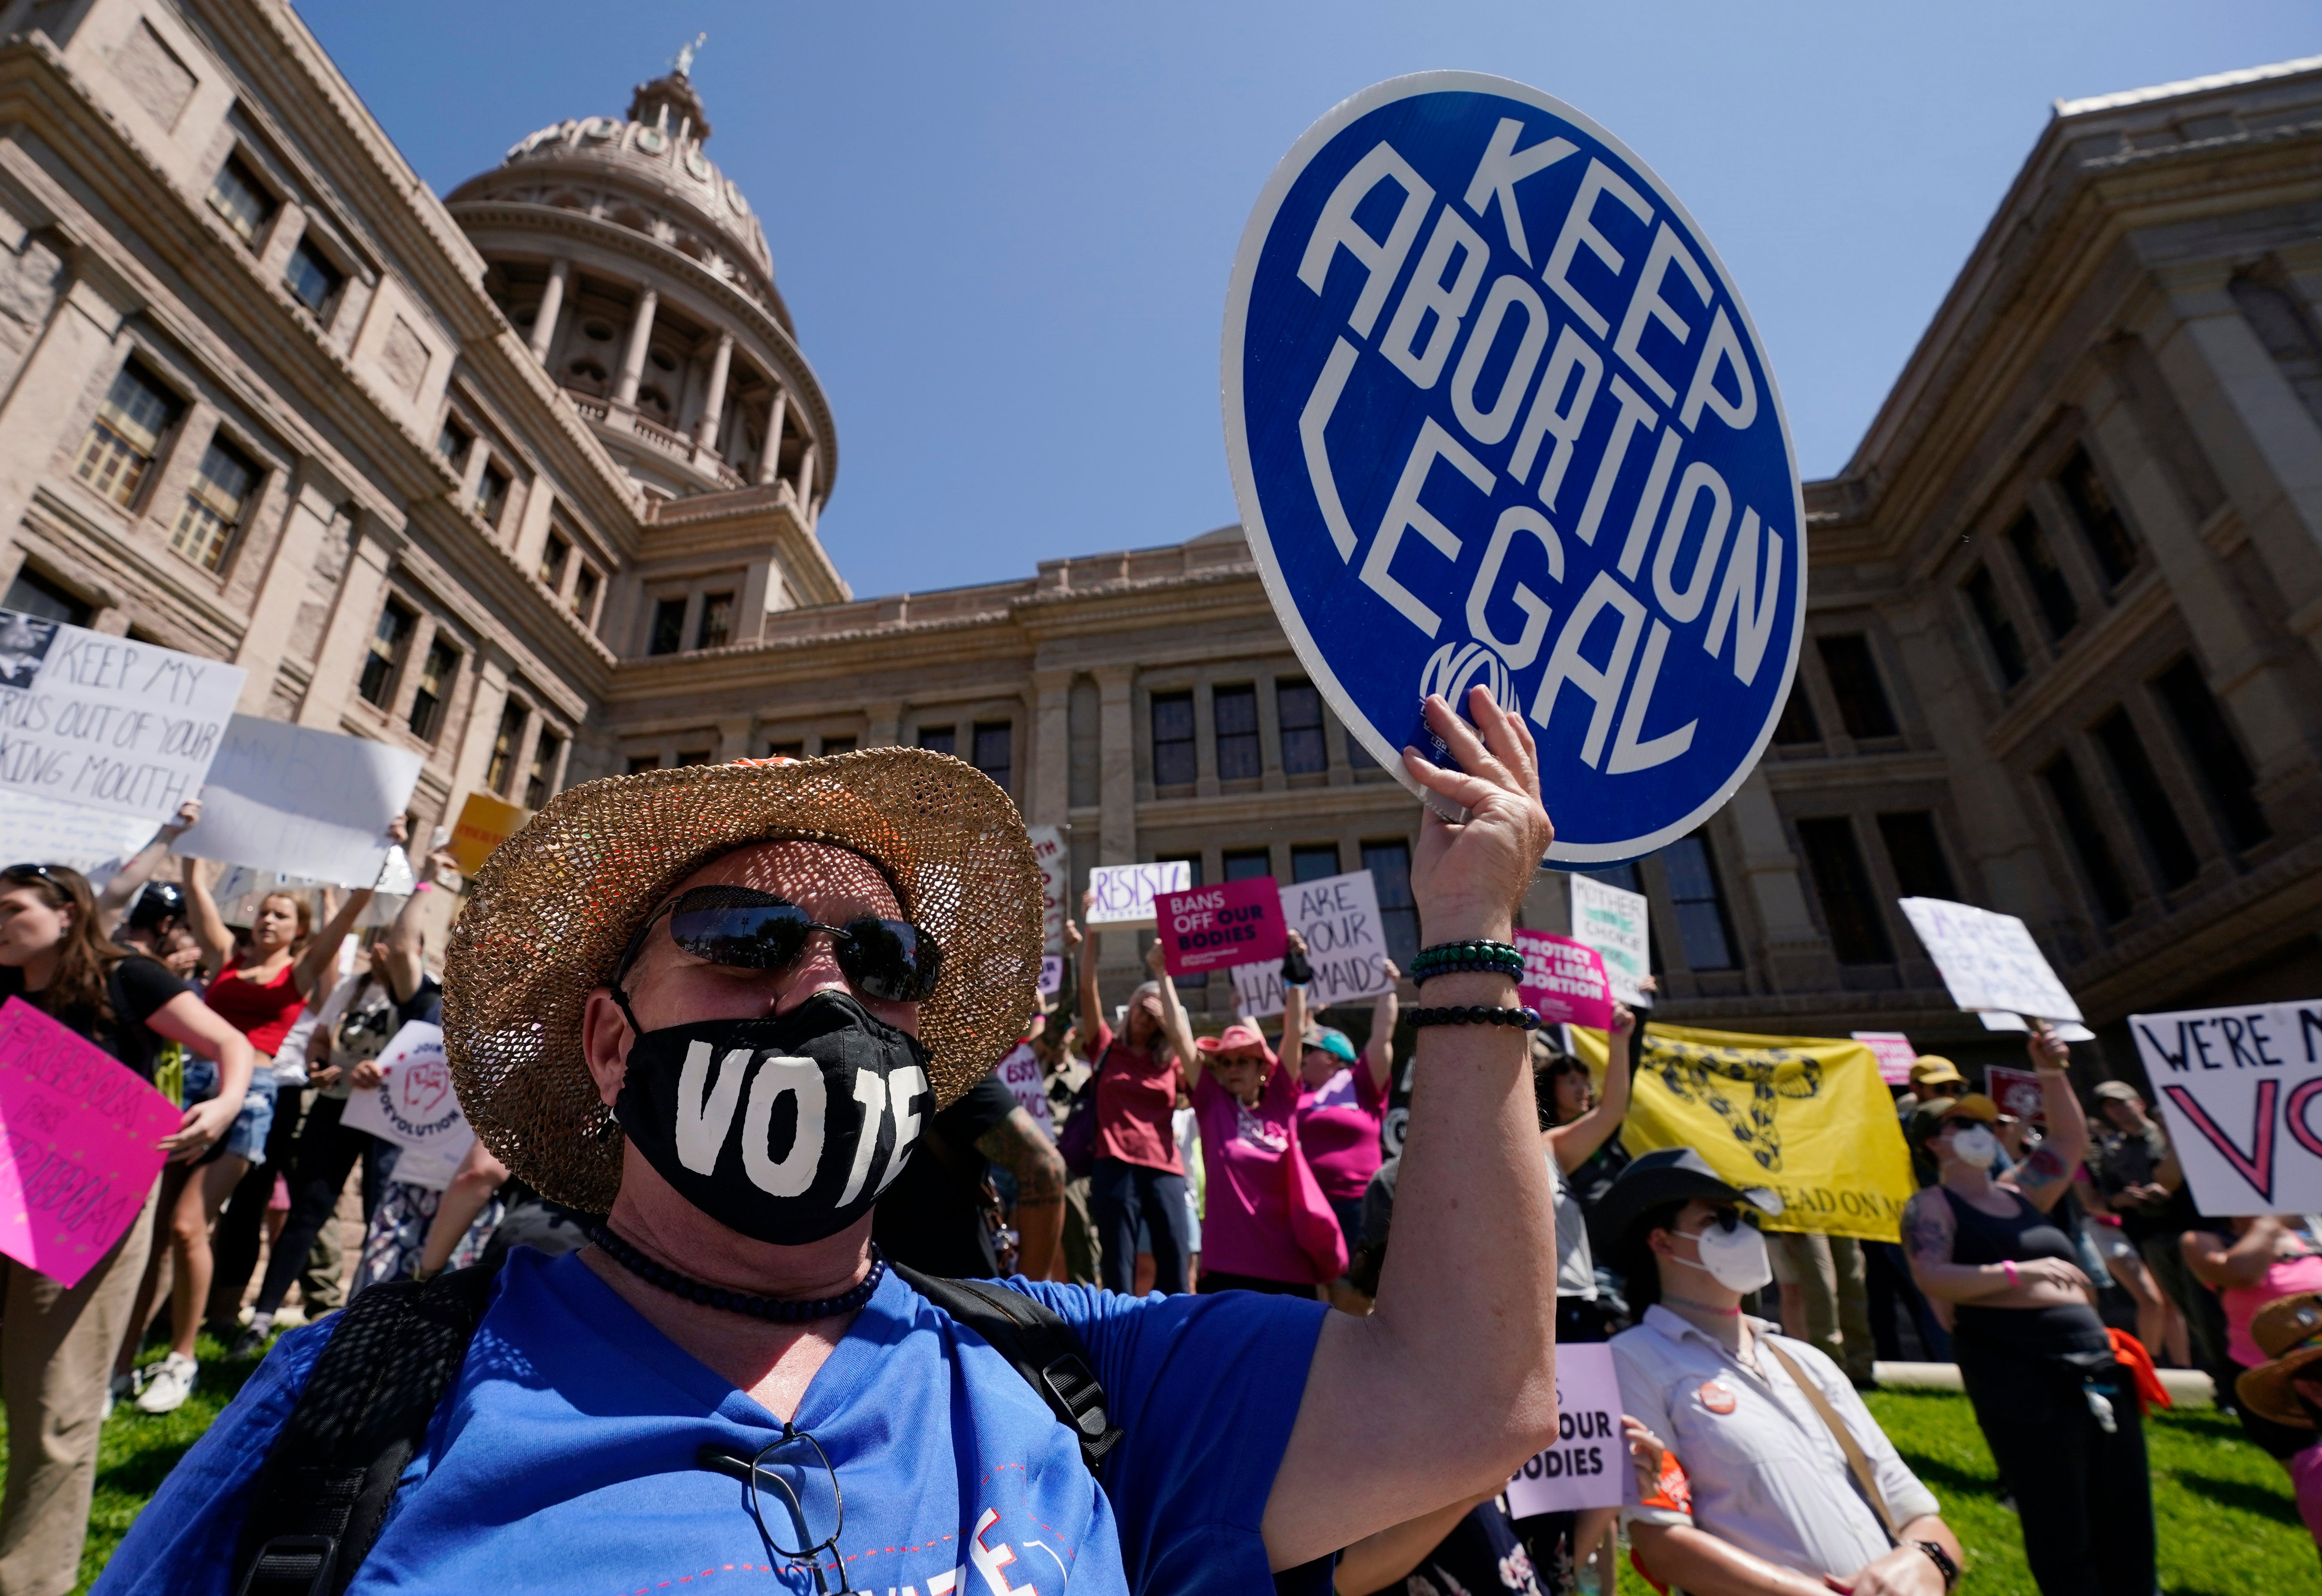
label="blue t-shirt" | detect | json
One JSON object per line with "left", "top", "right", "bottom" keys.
{"left": 96, "top": 1249, "right": 1326, "bottom": 1596}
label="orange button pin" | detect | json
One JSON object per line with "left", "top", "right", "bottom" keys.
{"left": 1698, "top": 1380, "right": 1737, "bottom": 1414}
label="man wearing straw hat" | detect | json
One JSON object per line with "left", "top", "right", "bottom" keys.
{"left": 97, "top": 691, "right": 1563, "bottom": 1596}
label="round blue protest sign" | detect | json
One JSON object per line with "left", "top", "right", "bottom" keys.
{"left": 1224, "top": 73, "right": 1804, "bottom": 866}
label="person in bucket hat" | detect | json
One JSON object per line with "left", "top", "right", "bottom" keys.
{"left": 98, "top": 692, "right": 1570, "bottom": 1596}
{"left": 2234, "top": 1291, "right": 2322, "bottom": 1551}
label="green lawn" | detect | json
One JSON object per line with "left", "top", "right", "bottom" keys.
{"left": 26, "top": 1347, "right": 2320, "bottom": 1593}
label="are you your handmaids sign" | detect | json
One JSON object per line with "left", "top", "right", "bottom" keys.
{"left": 1225, "top": 73, "right": 1805, "bottom": 865}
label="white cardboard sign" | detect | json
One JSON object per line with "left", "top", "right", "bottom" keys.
{"left": 1230, "top": 870, "right": 1394, "bottom": 1018}
{"left": 177, "top": 715, "right": 423, "bottom": 887}
{"left": 339, "top": 1021, "right": 473, "bottom": 1190}
{"left": 1028, "top": 825, "right": 1070, "bottom": 953}
{"left": 1504, "top": 1342, "right": 1624, "bottom": 1514}
{"left": 0, "top": 788, "right": 158, "bottom": 873}
{"left": 0, "top": 609, "right": 245, "bottom": 823}
{"left": 2132, "top": 999, "right": 2322, "bottom": 1217}
{"left": 1898, "top": 896, "right": 2082, "bottom": 1024}
{"left": 1084, "top": 860, "right": 1192, "bottom": 928}
{"left": 1570, "top": 876, "right": 1652, "bottom": 1007}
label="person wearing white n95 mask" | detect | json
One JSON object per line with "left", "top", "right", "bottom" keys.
{"left": 1599, "top": 1147, "right": 1963, "bottom": 1596}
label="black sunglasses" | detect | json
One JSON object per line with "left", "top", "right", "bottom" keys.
{"left": 613, "top": 884, "right": 942, "bottom": 1005}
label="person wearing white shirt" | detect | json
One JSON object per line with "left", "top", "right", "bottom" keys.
{"left": 1600, "top": 1148, "right": 1962, "bottom": 1596}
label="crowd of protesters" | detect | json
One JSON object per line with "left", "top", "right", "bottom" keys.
{"left": 5, "top": 743, "right": 2322, "bottom": 1595}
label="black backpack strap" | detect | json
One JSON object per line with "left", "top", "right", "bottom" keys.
{"left": 890, "top": 1263, "right": 1122, "bottom": 1473}
{"left": 232, "top": 1262, "right": 501, "bottom": 1596}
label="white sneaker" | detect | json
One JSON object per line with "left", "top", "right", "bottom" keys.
{"left": 134, "top": 1352, "right": 197, "bottom": 1414}
{"left": 101, "top": 1371, "right": 134, "bottom": 1419}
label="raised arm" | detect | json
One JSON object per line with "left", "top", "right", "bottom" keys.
{"left": 381, "top": 849, "right": 454, "bottom": 1004}
{"left": 1280, "top": 933, "right": 1309, "bottom": 1068}
{"left": 415, "top": 1137, "right": 510, "bottom": 1280}
{"left": 1074, "top": 890, "right": 1102, "bottom": 1040}
{"left": 96, "top": 799, "right": 201, "bottom": 931}
{"left": 1545, "top": 1001, "right": 1636, "bottom": 1172}
{"left": 1262, "top": 688, "right": 1560, "bottom": 1567}
{"left": 179, "top": 855, "right": 234, "bottom": 973}
{"left": 295, "top": 884, "right": 373, "bottom": 1000}
{"left": 1363, "top": 961, "right": 1399, "bottom": 1092}
{"left": 2006, "top": 1026, "right": 2088, "bottom": 1214}
{"left": 1145, "top": 938, "right": 1200, "bottom": 1085}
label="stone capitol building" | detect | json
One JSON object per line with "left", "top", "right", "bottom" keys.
{"left": 1, "top": 0, "right": 2319, "bottom": 1075}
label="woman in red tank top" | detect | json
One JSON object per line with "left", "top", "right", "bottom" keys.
{"left": 120, "top": 859, "right": 372, "bottom": 1414}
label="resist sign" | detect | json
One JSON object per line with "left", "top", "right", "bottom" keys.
{"left": 1224, "top": 75, "right": 1804, "bottom": 866}
{"left": 1505, "top": 1342, "right": 1624, "bottom": 1514}
{"left": 1084, "top": 861, "right": 1192, "bottom": 928}
{"left": 1514, "top": 929, "right": 1614, "bottom": 1029}
{"left": 2132, "top": 1000, "right": 2322, "bottom": 1216}
{"left": 1158, "top": 878, "right": 1287, "bottom": 977}
{"left": 0, "top": 998, "right": 179, "bottom": 1288}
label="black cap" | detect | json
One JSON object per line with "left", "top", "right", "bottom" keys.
{"left": 1591, "top": 1146, "right": 1783, "bottom": 1259}
{"left": 125, "top": 880, "right": 186, "bottom": 932}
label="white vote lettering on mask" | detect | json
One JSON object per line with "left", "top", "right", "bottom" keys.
{"left": 874, "top": 1065, "right": 928, "bottom": 1197}
{"left": 742, "top": 1057, "right": 827, "bottom": 1199}
{"left": 675, "top": 1041, "right": 752, "bottom": 1176}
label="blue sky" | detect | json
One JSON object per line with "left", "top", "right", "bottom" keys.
{"left": 301, "top": 3, "right": 2317, "bottom": 597}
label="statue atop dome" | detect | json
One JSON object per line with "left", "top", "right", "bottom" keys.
{"left": 672, "top": 32, "right": 706, "bottom": 78}
{"left": 628, "top": 43, "right": 712, "bottom": 145}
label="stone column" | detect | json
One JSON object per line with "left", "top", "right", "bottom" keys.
{"left": 1724, "top": 768, "right": 1836, "bottom": 993}
{"left": 756, "top": 388, "right": 788, "bottom": 486}
{"left": 693, "top": 331, "right": 733, "bottom": 453}
{"left": 796, "top": 441, "right": 818, "bottom": 509}
{"left": 1093, "top": 664, "right": 1140, "bottom": 986}
{"left": 612, "top": 285, "right": 658, "bottom": 409}
{"left": 715, "top": 714, "right": 758, "bottom": 761}
{"left": 1029, "top": 668, "right": 1073, "bottom": 827}
{"left": 447, "top": 649, "right": 515, "bottom": 805}
{"left": 528, "top": 258, "right": 571, "bottom": 364}
{"left": 0, "top": 271, "right": 138, "bottom": 550}
{"left": 861, "top": 701, "right": 902, "bottom": 749}
{"left": 233, "top": 463, "right": 346, "bottom": 715}
{"left": 296, "top": 515, "right": 399, "bottom": 729}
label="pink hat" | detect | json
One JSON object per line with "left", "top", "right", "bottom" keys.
{"left": 1197, "top": 1022, "right": 1277, "bottom": 1064}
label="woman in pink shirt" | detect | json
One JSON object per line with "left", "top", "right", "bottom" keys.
{"left": 1289, "top": 930, "right": 1400, "bottom": 1264}
{"left": 2184, "top": 1215, "right": 2322, "bottom": 1465}
{"left": 1075, "top": 898, "right": 1194, "bottom": 1294}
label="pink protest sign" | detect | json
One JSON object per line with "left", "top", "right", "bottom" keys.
{"left": 1514, "top": 931, "right": 1615, "bottom": 1031}
{"left": 1157, "top": 878, "right": 1286, "bottom": 977}
{"left": 0, "top": 997, "right": 178, "bottom": 1288}
{"left": 1852, "top": 1032, "right": 1918, "bottom": 1086}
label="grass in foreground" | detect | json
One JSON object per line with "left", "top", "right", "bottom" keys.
{"left": 15, "top": 1346, "right": 2317, "bottom": 1594}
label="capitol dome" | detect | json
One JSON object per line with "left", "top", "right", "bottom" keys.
{"left": 446, "top": 63, "right": 835, "bottom": 514}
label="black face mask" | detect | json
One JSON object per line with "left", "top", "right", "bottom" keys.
{"left": 613, "top": 989, "right": 934, "bottom": 1245}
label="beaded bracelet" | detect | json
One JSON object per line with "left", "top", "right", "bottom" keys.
{"left": 1408, "top": 1004, "right": 1542, "bottom": 1031}
{"left": 1411, "top": 940, "right": 1524, "bottom": 981}
{"left": 1415, "top": 958, "right": 1523, "bottom": 983}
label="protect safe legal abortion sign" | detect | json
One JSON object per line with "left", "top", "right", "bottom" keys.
{"left": 1224, "top": 75, "right": 1804, "bottom": 865}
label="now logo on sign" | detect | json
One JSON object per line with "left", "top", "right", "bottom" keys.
{"left": 1227, "top": 73, "right": 1804, "bottom": 867}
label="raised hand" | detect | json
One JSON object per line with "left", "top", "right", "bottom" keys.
{"left": 1401, "top": 688, "right": 1555, "bottom": 944}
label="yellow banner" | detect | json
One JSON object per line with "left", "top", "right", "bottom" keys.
{"left": 1570, "top": 1021, "right": 1914, "bottom": 1243}
{"left": 447, "top": 790, "right": 531, "bottom": 878}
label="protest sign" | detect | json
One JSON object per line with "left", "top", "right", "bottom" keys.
{"left": 1231, "top": 870, "right": 1394, "bottom": 1017}
{"left": 0, "top": 788, "right": 157, "bottom": 873}
{"left": 0, "top": 998, "right": 180, "bottom": 1287}
{"left": 1898, "top": 897, "right": 2081, "bottom": 1024}
{"left": 1573, "top": 1021, "right": 1913, "bottom": 1241}
{"left": 179, "top": 714, "right": 423, "bottom": 887}
{"left": 1158, "top": 877, "right": 1286, "bottom": 978}
{"left": 341, "top": 1021, "right": 473, "bottom": 1189}
{"left": 448, "top": 790, "right": 529, "bottom": 877}
{"left": 1224, "top": 75, "right": 1805, "bottom": 864}
{"left": 1570, "top": 876, "right": 1651, "bottom": 1005}
{"left": 1038, "top": 955, "right": 1063, "bottom": 996}
{"left": 994, "top": 1041, "right": 1054, "bottom": 1135}
{"left": 1514, "top": 929, "right": 1614, "bottom": 1029}
{"left": 1504, "top": 1342, "right": 1623, "bottom": 1514}
{"left": 1027, "top": 825, "right": 1070, "bottom": 953}
{"left": 1852, "top": 1032, "right": 1918, "bottom": 1087}
{"left": 1084, "top": 860, "right": 1192, "bottom": 928}
{"left": 2131, "top": 999, "right": 2322, "bottom": 1216}
{"left": 0, "top": 608, "right": 245, "bottom": 824}
{"left": 1985, "top": 1064, "right": 2045, "bottom": 1128}
{"left": 1976, "top": 1010, "right": 2095, "bottom": 1043}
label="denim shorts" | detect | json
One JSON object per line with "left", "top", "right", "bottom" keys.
{"left": 184, "top": 1056, "right": 278, "bottom": 1163}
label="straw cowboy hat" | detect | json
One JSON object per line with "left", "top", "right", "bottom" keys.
{"left": 2236, "top": 1291, "right": 2322, "bottom": 1429}
{"left": 442, "top": 750, "right": 1042, "bottom": 1211}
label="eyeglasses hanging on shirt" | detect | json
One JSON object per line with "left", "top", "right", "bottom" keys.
{"left": 698, "top": 1428, "right": 852, "bottom": 1594}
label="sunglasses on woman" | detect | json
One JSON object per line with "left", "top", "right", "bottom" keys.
{"left": 613, "top": 884, "right": 943, "bottom": 1005}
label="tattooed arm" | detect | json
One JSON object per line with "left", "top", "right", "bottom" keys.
{"left": 1901, "top": 1185, "right": 2090, "bottom": 1306}
{"left": 2001, "top": 1029, "right": 2089, "bottom": 1214}
{"left": 978, "top": 1105, "right": 1067, "bottom": 1280}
